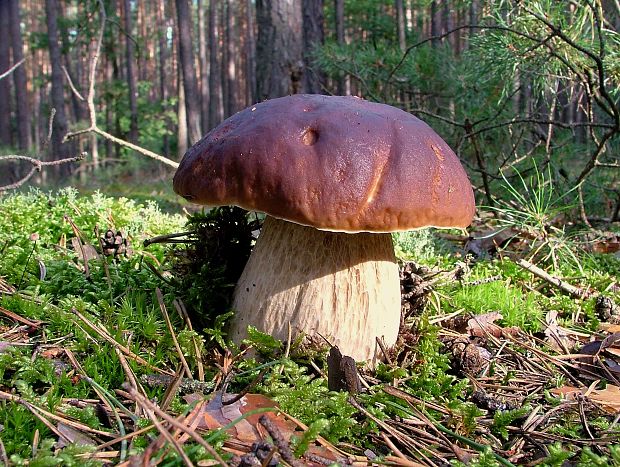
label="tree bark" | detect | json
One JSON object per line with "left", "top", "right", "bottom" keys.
{"left": 245, "top": 0, "right": 256, "bottom": 105}
{"left": 430, "top": 1, "right": 439, "bottom": 46}
{"left": 334, "top": 0, "right": 346, "bottom": 95}
{"left": 0, "top": 0, "right": 12, "bottom": 147}
{"left": 208, "top": 0, "right": 223, "bottom": 127}
{"left": 226, "top": 0, "right": 237, "bottom": 116}
{"left": 395, "top": 0, "right": 406, "bottom": 52}
{"left": 256, "top": 0, "right": 304, "bottom": 99}
{"left": 175, "top": 0, "right": 202, "bottom": 143}
{"left": 45, "top": 0, "right": 72, "bottom": 178}
{"left": 198, "top": 0, "right": 209, "bottom": 133}
{"left": 123, "top": 0, "right": 139, "bottom": 144}
{"left": 157, "top": 0, "right": 170, "bottom": 156}
{"left": 302, "top": 0, "right": 325, "bottom": 94}
{"left": 177, "top": 65, "right": 188, "bottom": 157}
{"left": 9, "top": 0, "right": 31, "bottom": 150}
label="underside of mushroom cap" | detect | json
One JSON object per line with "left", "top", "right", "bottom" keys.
{"left": 173, "top": 94, "right": 475, "bottom": 232}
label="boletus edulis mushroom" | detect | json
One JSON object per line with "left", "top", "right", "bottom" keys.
{"left": 173, "top": 94, "right": 475, "bottom": 361}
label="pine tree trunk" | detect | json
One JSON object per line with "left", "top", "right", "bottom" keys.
{"left": 45, "top": 0, "right": 71, "bottom": 178}
{"left": 177, "top": 65, "right": 188, "bottom": 157}
{"left": 395, "top": 0, "right": 406, "bottom": 52}
{"left": 208, "top": 0, "right": 223, "bottom": 127}
{"left": 226, "top": 0, "right": 237, "bottom": 116}
{"left": 157, "top": 0, "right": 170, "bottom": 156}
{"left": 245, "top": 0, "right": 256, "bottom": 105}
{"left": 198, "top": 0, "right": 209, "bottom": 133}
{"left": 0, "top": 0, "right": 12, "bottom": 148}
{"left": 302, "top": 0, "right": 325, "bottom": 94}
{"left": 123, "top": 0, "right": 139, "bottom": 143}
{"left": 333, "top": 0, "right": 346, "bottom": 95}
{"left": 9, "top": 0, "right": 31, "bottom": 151}
{"left": 256, "top": 0, "right": 304, "bottom": 99}
{"left": 175, "top": 0, "right": 202, "bottom": 143}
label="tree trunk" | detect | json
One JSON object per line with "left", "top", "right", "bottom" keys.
{"left": 175, "top": 0, "right": 202, "bottom": 143}
{"left": 430, "top": 1, "right": 439, "bottom": 45}
{"left": 208, "top": 0, "right": 223, "bottom": 127}
{"left": 177, "top": 66, "right": 188, "bottom": 157}
{"left": 0, "top": 0, "right": 12, "bottom": 148}
{"left": 302, "top": 0, "right": 325, "bottom": 94}
{"left": 395, "top": 0, "right": 406, "bottom": 52}
{"left": 59, "top": 1, "right": 85, "bottom": 123}
{"left": 123, "top": 0, "right": 139, "bottom": 143}
{"left": 198, "top": 0, "right": 209, "bottom": 133}
{"left": 245, "top": 0, "right": 256, "bottom": 105}
{"left": 256, "top": 0, "right": 304, "bottom": 99}
{"left": 45, "top": 0, "right": 72, "bottom": 178}
{"left": 334, "top": 0, "right": 347, "bottom": 95}
{"left": 9, "top": 0, "right": 31, "bottom": 151}
{"left": 157, "top": 0, "right": 170, "bottom": 156}
{"left": 226, "top": 0, "right": 237, "bottom": 116}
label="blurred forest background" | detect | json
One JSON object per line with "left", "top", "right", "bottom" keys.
{"left": 0, "top": 0, "right": 618, "bottom": 223}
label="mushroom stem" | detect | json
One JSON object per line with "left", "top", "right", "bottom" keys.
{"left": 230, "top": 216, "right": 401, "bottom": 361}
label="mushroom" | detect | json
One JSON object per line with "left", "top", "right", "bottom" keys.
{"left": 173, "top": 94, "right": 474, "bottom": 361}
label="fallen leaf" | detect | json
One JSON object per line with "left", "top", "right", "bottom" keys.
{"left": 551, "top": 384, "right": 620, "bottom": 414}
{"left": 56, "top": 422, "right": 97, "bottom": 448}
{"left": 467, "top": 312, "right": 520, "bottom": 338}
{"left": 543, "top": 311, "right": 583, "bottom": 353}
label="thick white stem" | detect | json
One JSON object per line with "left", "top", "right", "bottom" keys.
{"left": 230, "top": 216, "right": 401, "bottom": 361}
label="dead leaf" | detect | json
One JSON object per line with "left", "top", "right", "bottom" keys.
{"left": 56, "top": 422, "right": 97, "bottom": 448}
{"left": 544, "top": 311, "right": 582, "bottom": 353}
{"left": 600, "top": 323, "right": 620, "bottom": 333}
{"left": 551, "top": 384, "right": 620, "bottom": 414}
{"left": 142, "top": 392, "right": 340, "bottom": 464}
{"left": 467, "top": 312, "right": 520, "bottom": 338}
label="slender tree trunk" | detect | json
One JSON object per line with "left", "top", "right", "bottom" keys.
{"left": 395, "top": 0, "right": 406, "bottom": 52}
{"left": 176, "top": 0, "right": 202, "bottom": 143}
{"left": 302, "top": 0, "right": 325, "bottom": 94}
{"left": 469, "top": 0, "right": 478, "bottom": 41}
{"left": 45, "top": 0, "right": 72, "bottom": 179}
{"left": 221, "top": 1, "right": 229, "bottom": 116}
{"left": 177, "top": 66, "right": 188, "bottom": 157}
{"left": 9, "top": 0, "right": 31, "bottom": 151}
{"left": 430, "top": 1, "right": 439, "bottom": 45}
{"left": 198, "top": 0, "right": 209, "bottom": 133}
{"left": 256, "top": 0, "right": 304, "bottom": 99}
{"left": 123, "top": 0, "right": 139, "bottom": 144}
{"left": 226, "top": 0, "right": 237, "bottom": 116}
{"left": 157, "top": 0, "right": 170, "bottom": 156}
{"left": 0, "top": 0, "right": 12, "bottom": 147}
{"left": 334, "top": 0, "right": 346, "bottom": 95}
{"left": 208, "top": 0, "right": 223, "bottom": 127}
{"left": 59, "top": 1, "right": 84, "bottom": 123}
{"left": 245, "top": 0, "right": 256, "bottom": 105}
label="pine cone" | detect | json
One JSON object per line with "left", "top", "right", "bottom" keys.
{"left": 100, "top": 230, "right": 132, "bottom": 257}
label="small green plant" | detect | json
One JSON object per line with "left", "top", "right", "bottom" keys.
{"left": 490, "top": 164, "right": 583, "bottom": 272}
{"left": 492, "top": 405, "right": 531, "bottom": 440}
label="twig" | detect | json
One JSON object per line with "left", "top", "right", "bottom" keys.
{"left": 0, "top": 58, "right": 25, "bottom": 80}
{"left": 71, "top": 307, "right": 174, "bottom": 375}
{"left": 258, "top": 414, "right": 304, "bottom": 467}
{"left": 156, "top": 288, "right": 193, "bottom": 378}
{"left": 122, "top": 384, "right": 227, "bottom": 465}
{"left": 515, "top": 258, "right": 588, "bottom": 299}
{"left": 0, "top": 153, "right": 86, "bottom": 192}
{"left": 61, "top": 0, "right": 179, "bottom": 169}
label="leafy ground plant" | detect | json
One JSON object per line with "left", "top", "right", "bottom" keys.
{"left": 0, "top": 189, "right": 619, "bottom": 465}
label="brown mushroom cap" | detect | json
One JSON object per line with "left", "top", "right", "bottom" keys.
{"left": 173, "top": 94, "right": 475, "bottom": 232}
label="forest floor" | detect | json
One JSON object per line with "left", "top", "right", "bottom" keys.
{"left": 1, "top": 188, "right": 620, "bottom": 466}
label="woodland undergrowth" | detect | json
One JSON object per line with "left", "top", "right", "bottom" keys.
{"left": 0, "top": 188, "right": 620, "bottom": 466}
